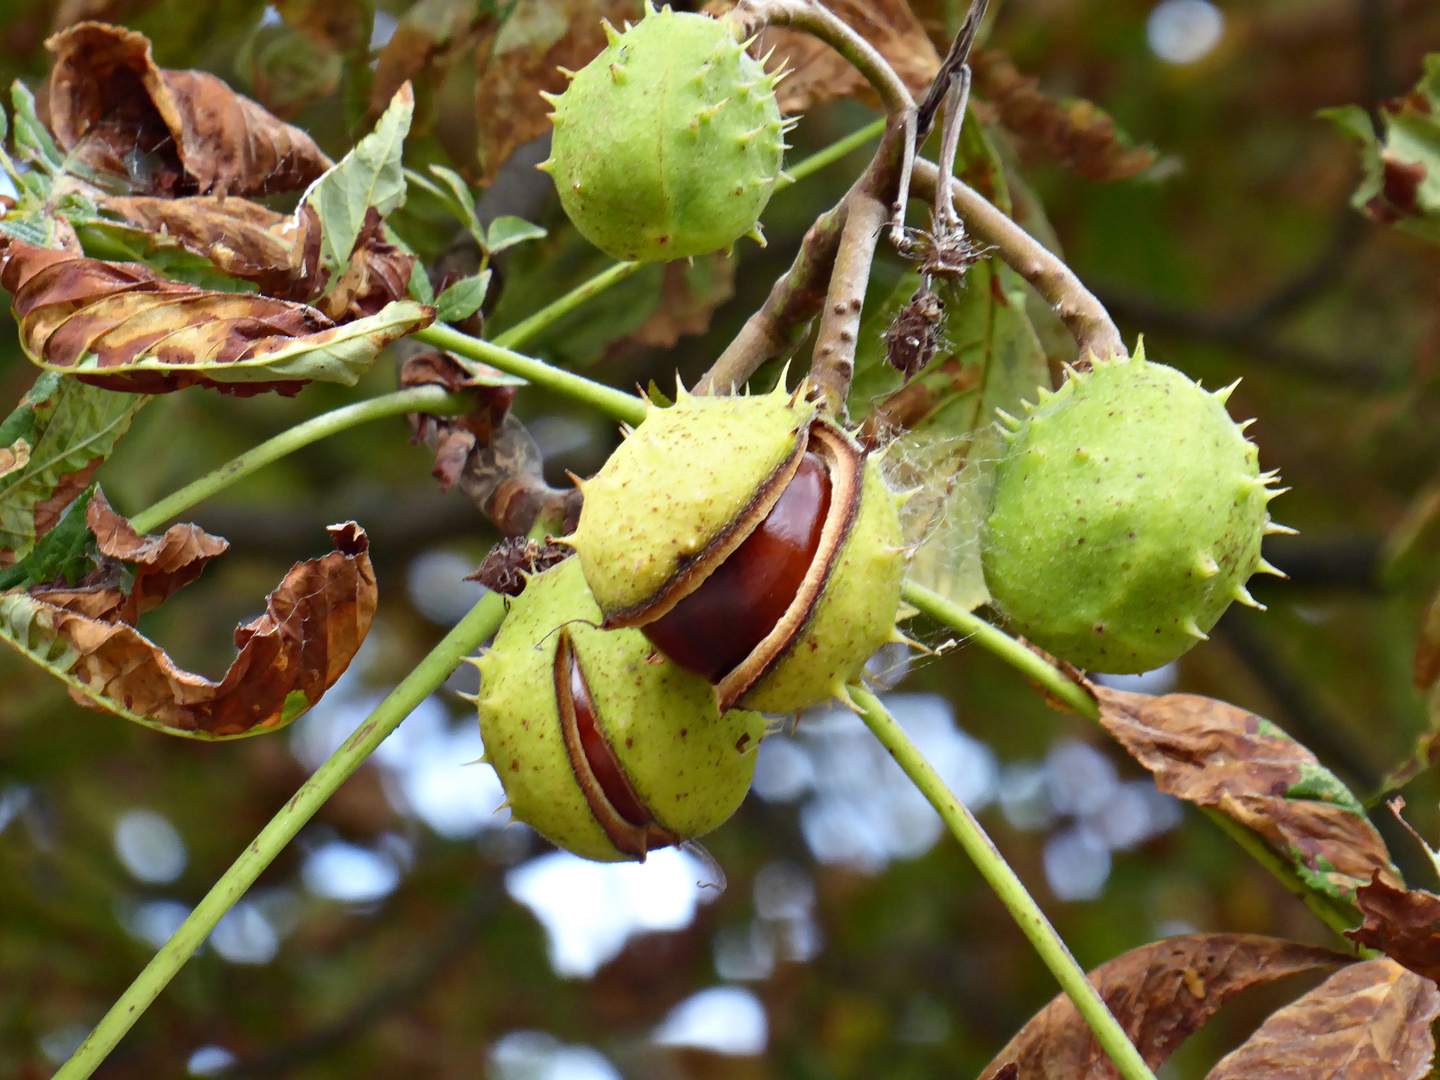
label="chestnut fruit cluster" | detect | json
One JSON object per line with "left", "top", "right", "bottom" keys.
{"left": 475, "top": 558, "right": 767, "bottom": 862}
{"left": 570, "top": 383, "right": 910, "bottom": 714}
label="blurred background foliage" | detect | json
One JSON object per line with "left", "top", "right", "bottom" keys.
{"left": 2, "top": 0, "right": 1440, "bottom": 1077}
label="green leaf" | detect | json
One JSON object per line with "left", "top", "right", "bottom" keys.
{"left": 435, "top": 270, "right": 492, "bottom": 322}
{"left": 1322, "top": 54, "right": 1440, "bottom": 243}
{"left": 0, "top": 484, "right": 99, "bottom": 592}
{"left": 427, "top": 163, "right": 477, "bottom": 221}
{"left": 9, "top": 80, "right": 64, "bottom": 175}
{"left": 226, "top": 300, "right": 434, "bottom": 385}
{"left": 308, "top": 82, "right": 415, "bottom": 272}
{"left": 0, "top": 375, "right": 145, "bottom": 569}
{"left": 484, "top": 214, "right": 547, "bottom": 255}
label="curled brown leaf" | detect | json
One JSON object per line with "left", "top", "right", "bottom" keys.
{"left": 970, "top": 51, "right": 1157, "bottom": 182}
{"left": 46, "top": 22, "right": 332, "bottom": 196}
{"left": 1205, "top": 958, "right": 1439, "bottom": 1080}
{"left": 0, "top": 239, "right": 429, "bottom": 396}
{"left": 979, "top": 934, "right": 1346, "bottom": 1080}
{"left": 474, "top": 0, "right": 641, "bottom": 185}
{"left": 1092, "top": 684, "right": 1400, "bottom": 902}
{"left": 1347, "top": 875, "right": 1440, "bottom": 984}
{"left": 99, "top": 196, "right": 326, "bottom": 302}
{"left": 0, "top": 523, "right": 376, "bottom": 738}
{"left": 28, "top": 490, "right": 228, "bottom": 622}
{"left": 439, "top": 410, "right": 580, "bottom": 537}
{"left": 401, "top": 350, "right": 518, "bottom": 493}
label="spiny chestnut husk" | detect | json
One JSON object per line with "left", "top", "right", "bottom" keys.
{"left": 569, "top": 383, "right": 909, "bottom": 714}
{"left": 980, "top": 345, "right": 1289, "bottom": 674}
{"left": 475, "top": 557, "right": 766, "bottom": 863}
{"left": 538, "top": 2, "right": 789, "bottom": 262}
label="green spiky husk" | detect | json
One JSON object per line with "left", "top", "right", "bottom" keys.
{"left": 980, "top": 347, "right": 1272, "bottom": 674}
{"left": 476, "top": 558, "right": 765, "bottom": 862}
{"left": 739, "top": 455, "right": 907, "bottom": 713}
{"left": 542, "top": 4, "right": 786, "bottom": 262}
{"left": 571, "top": 383, "right": 815, "bottom": 621}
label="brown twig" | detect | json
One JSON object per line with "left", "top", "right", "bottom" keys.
{"left": 809, "top": 192, "right": 887, "bottom": 412}
{"left": 910, "top": 156, "right": 1126, "bottom": 363}
{"left": 455, "top": 414, "right": 581, "bottom": 538}
{"left": 700, "top": 0, "right": 920, "bottom": 406}
{"left": 696, "top": 200, "right": 849, "bottom": 394}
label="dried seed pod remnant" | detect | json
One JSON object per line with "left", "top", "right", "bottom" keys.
{"left": 884, "top": 287, "right": 946, "bottom": 382}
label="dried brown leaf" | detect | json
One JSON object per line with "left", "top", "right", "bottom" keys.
{"left": 612, "top": 252, "right": 736, "bottom": 355}
{"left": 970, "top": 50, "right": 1156, "bottom": 182}
{"left": 0, "top": 239, "right": 430, "bottom": 396}
{"left": 735, "top": 0, "right": 941, "bottom": 115}
{"left": 46, "top": 22, "right": 332, "bottom": 196}
{"left": 315, "top": 207, "right": 415, "bottom": 322}
{"left": 370, "top": 0, "right": 502, "bottom": 124}
{"left": 87, "top": 487, "right": 227, "bottom": 616}
{"left": 1347, "top": 875, "right": 1440, "bottom": 983}
{"left": 27, "top": 486, "right": 228, "bottom": 623}
{"left": 98, "top": 196, "right": 326, "bottom": 302}
{"left": 979, "top": 934, "right": 1346, "bottom": 1080}
{"left": 1093, "top": 685, "right": 1400, "bottom": 902}
{"left": 474, "top": 0, "right": 641, "bottom": 185}
{"left": 401, "top": 350, "right": 518, "bottom": 492}
{"left": 274, "top": 0, "right": 371, "bottom": 53}
{"left": 1205, "top": 958, "right": 1439, "bottom": 1080}
{"left": 0, "top": 523, "right": 376, "bottom": 738}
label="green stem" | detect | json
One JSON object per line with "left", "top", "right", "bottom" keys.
{"left": 781, "top": 116, "right": 886, "bottom": 186}
{"left": 53, "top": 591, "right": 509, "bottom": 1080}
{"left": 900, "top": 578, "right": 1364, "bottom": 938}
{"left": 128, "top": 385, "right": 469, "bottom": 534}
{"left": 493, "top": 261, "right": 643, "bottom": 351}
{"left": 901, "top": 580, "right": 1095, "bottom": 715}
{"left": 414, "top": 324, "right": 647, "bottom": 427}
{"left": 848, "top": 683, "right": 1158, "bottom": 1080}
